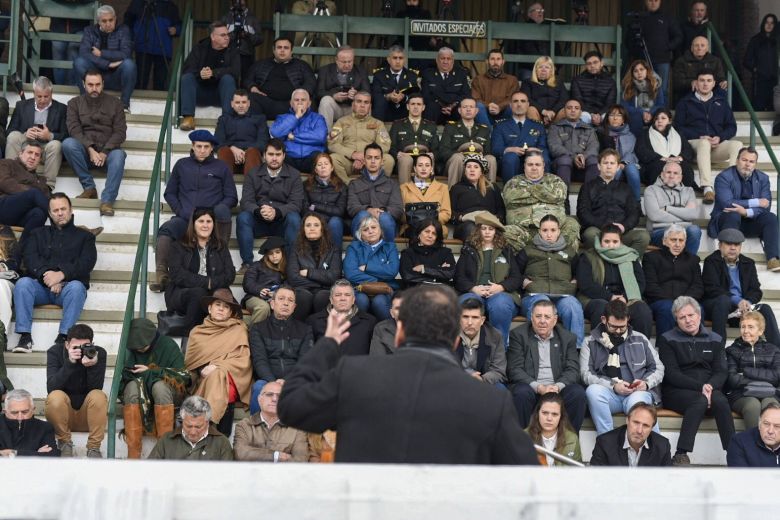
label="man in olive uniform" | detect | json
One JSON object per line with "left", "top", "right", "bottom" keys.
{"left": 371, "top": 45, "right": 420, "bottom": 122}
{"left": 328, "top": 91, "right": 393, "bottom": 183}
{"left": 389, "top": 93, "right": 439, "bottom": 184}
{"left": 502, "top": 151, "right": 580, "bottom": 251}
{"left": 421, "top": 47, "right": 470, "bottom": 124}
{"left": 439, "top": 97, "right": 495, "bottom": 187}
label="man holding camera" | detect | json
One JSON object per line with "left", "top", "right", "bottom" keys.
{"left": 44, "top": 323, "right": 107, "bottom": 458}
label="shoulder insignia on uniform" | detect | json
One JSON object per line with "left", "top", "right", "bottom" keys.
{"left": 410, "top": 68, "right": 420, "bottom": 74}
{"left": 447, "top": 121, "right": 457, "bottom": 125}
{"left": 478, "top": 124, "right": 488, "bottom": 128}
{"left": 329, "top": 128, "right": 342, "bottom": 139}
{"left": 373, "top": 67, "right": 384, "bottom": 73}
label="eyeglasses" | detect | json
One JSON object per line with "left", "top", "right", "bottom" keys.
{"left": 531, "top": 8, "right": 545, "bottom": 13}
{"left": 605, "top": 322, "right": 628, "bottom": 333}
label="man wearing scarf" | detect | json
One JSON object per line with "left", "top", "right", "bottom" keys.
{"left": 185, "top": 289, "right": 252, "bottom": 437}
{"left": 0, "top": 389, "right": 58, "bottom": 457}
{"left": 576, "top": 224, "right": 654, "bottom": 338}
{"left": 120, "top": 318, "right": 190, "bottom": 459}
{"left": 580, "top": 299, "right": 664, "bottom": 436}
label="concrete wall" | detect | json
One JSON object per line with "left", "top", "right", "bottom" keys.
{"left": 2, "top": 458, "right": 780, "bottom": 520}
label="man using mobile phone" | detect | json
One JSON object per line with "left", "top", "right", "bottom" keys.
{"left": 580, "top": 299, "right": 665, "bottom": 436}
{"left": 5, "top": 76, "right": 67, "bottom": 189}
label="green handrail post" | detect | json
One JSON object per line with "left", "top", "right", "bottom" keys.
{"left": 106, "top": 2, "right": 193, "bottom": 459}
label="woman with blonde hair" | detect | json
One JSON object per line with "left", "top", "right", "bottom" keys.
{"left": 520, "top": 56, "right": 568, "bottom": 125}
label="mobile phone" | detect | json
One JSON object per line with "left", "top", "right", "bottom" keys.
{"left": 36, "top": 124, "right": 44, "bottom": 129}
{"left": 628, "top": 381, "right": 641, "bottom": 389}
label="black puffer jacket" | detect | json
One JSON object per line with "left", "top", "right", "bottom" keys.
{"left": 304, "top": 180, "right": 347, "bottom": 221}
{"left": 244, "top": 57, "right": 316, "bottom": 97}
{"left": 286, "top": 242, "right": 342, "bottom": 291}
{"left": 725, "top": 337, "right": 780, "bottom": 403}
{"left": 642, "top": 247, "right": 704, "bottom": 303}
{"left": 520, "top": 79, "right": 568, "bottom": 114}
{"left": 242, "top": 261, "right": 284, "bottom": 304}
{"left": 249, "top": 316, "right": 313, "bottom": 381}
{"left": 399, "top": 244, "right": 455, "bottom": 286}
{"left": 570, "top": 71, "right": 617, "bottom": 115}
{"left": 576, "top": 176, "right": 640, "bottom": 232}
{"left": 165, "top": 241, "right": 235, "bottom": 299}
{"left": 23, "top": 218, "right": 97, "bottom": 289}
{"left": 449, "top": 180, "right": 505, "bottom": 223}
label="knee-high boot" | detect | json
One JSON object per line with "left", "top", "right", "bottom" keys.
{"left": 150, "top": 235, "right": 173, "bottom": 293}
{"left": 154, "top": 404, "right": 175, "bottom": 439}
{"left": 123, "top": 403, "right": 143, "bottom": 459}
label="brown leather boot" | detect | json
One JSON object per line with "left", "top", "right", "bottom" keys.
{"left": 217, "top": 221, "right": 232, "bottom": 245}
{"left": 150, "top": 236, "right": 172, "bottom": 293}
{"left": 123, "top": 403, "right": 143, "bottom": 459}
{"left": 154, "top": 404, "right": 175, "bottom": 439}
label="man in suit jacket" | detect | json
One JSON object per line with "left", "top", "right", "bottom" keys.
{"left": 5, "top": 76, "right": 67, "bottom": 188}
{"left": 421, "top": 48, "right": 470, "bottom": 124}
{"left": 456, "top": 298, "right": 507, "bottom": 386}
{"left": 316, "top": 46, "right": 370, "bottom": 129}
{"left": 590, "top": 402, "right": 672, "bottom": 466}
{"left": 280, "top": 284, "right": 539, "bottom": 464}
{"left": 371, "top": 45, "right": 420, "bottom": 122}
{"left": 507, "top": 299, "right": 586, "bottom": 431}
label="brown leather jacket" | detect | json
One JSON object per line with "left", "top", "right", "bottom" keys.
{"left": 0, "top": 158, "right": 50, "bottom": 197}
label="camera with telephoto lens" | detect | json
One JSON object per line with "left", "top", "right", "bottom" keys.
{"left": 78, "top": 343, "right": 98, "bottom": 359}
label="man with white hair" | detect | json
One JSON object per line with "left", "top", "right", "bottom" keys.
{"left": 5, "top": 76, "right": 67, "bottom": 188}
{"left": 73, "top": 5, "right": 136, "bottom": 112}
{"left": 421, "top": 47, "right": 471, "bottom": 124}
{"left": 0, "top": 389, "right": 59, "bottom": 457}
{"left": 269, "top": 89, "right": 327, "bottom": 173}
{"left": 316, "top": 46, "right": 370, "bottom": 129}
{"left": 147, "top": 395, "right": 234, "bottom": 460}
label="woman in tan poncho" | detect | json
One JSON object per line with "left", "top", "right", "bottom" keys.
{"left": 185, "top": 288, "right": 252, "bottom": 435}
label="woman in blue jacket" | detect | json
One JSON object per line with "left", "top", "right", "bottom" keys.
{"left": 343, "top": 215, "right": 400, "bottom": 321}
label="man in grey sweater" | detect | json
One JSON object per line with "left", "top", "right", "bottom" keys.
{"left": 644, "top": 161, "right": 702, "bottom": 255}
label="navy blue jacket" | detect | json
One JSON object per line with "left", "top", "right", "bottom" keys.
{"left": 269, "top": 109, "right": 327, "bottom": 160}
{"left": 675, "top": 91, "right": 737, "bottom": 142}
{"left": 491, "top": 117, "right": 551, "bottom": 168}
{"left": 343, "top": 239, "right": 400, "bottom": 290}
{"left": 78, "top": 24, "right": 133, "bottom": 70}
{"left": 215, "top": 111, "right": 268, "bottom": 151}
{"left": 727, "top": 427, "right": 780, "bottom": 467}
{"left": 124, "top": 0, "right": 181, "bottom": 57}
{"left": 164, "top": 153, "right": 238, "bottom": 218}
{"left": 708, "top": 166, "right": 772, "bottom": 237}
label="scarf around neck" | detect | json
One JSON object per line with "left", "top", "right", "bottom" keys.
{"left": 532, "top": 233, "right": 567, "bottom": 252}
{"left": 633, "top": 79, "right": 654, "bottom": 110}
{"left": 594, "top": 239, "right": 642, "bottom": 301}
{"left": 649, "top": 126, "right": 682, "bottom": 157}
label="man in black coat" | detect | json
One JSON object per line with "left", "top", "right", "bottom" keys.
{"left": 702, "top": 228, "right": 780, "bottom": 347}
{"left": 590, "top": 402, "right": 672, "bottom": 466}
{"left": 248, "top": 286, "right": 313, "bottom": 414}
{"left": 280, "top": 284, "right": 539, "bottom": 464}
{"left": 0, "top": 388, "right": 59, "bottom": 457}
{"left": 624, "top": 0, "right": 682, "bottom": 95}
{"left": 316, "top": 46, "right": 370, "bottom": 129}
{"left": 306, "top": 280, "right": 376, "bottom": 357}
{"left": 507, "top": 299, "right": 586, "bottom": 432}
{"left": 12, "top": 194, "right": 97, "bottom": 352}
{"left": 371, "top": 45, "right": 420, "bottom": 122}
{"left": 5, "top": 76, "right": 67, "bottom": 188}
{"left": 570, "top": 51, "right": 617, "bottom": 127}
{"left": 179, "top": 21, "right": 240, "bottom": 131}
{"left": 421, "top": 48, "right": 471, "bottom": 124}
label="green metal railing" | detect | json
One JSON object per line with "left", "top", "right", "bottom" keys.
{"left": 0, "top": 0, "right": 21, "bottom": 94}
{"left": 106, "top": 2, "right": 193, "bottom": 459}
{"left": 708, "top": 22, "right": 780, "bottom": 170}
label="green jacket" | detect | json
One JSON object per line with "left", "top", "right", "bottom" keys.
{"left": 438, "top": 120, "right": 491, "bottom": 162}
{"left": 503, "top": 174, "right": 568, "bottom": 229}
{"left": 389, "top": 118, "right": 439, "bottom": 157}
{"left": 147, "top": 426, "right": 234, "bottom": 461}
{"left": 526, "top": 428, "right": 582, "bottom": 466}
{"left": 517, "top": 243, "right": 578, "bottom": 296}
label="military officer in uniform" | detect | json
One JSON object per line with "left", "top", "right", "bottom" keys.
{"left": 502, "top": 151, "right": 580, "bottom": 251}
{"left": 492, "top": 91, "right": 551, "bottom": 182}
{"left": 421, "top": 47, "right": 470, "bottom": 124}
{"left": 389, "top": 94, "right": 439, "bottom": 184}
{"left": 439, "top": 97, "right": 496, "bottom": 187}
{"left": 371, "top": 45, "right": 420, "bottom": 122}
{"left": 328, "top": 91, "right": 394, "bottom": 184}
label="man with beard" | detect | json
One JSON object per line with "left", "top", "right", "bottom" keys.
{"left": 471, "top": 49, "right": 518, "bottom": 128}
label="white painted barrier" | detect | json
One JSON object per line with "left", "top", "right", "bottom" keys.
{"left": 2, "top": 459, "right": 780, "bottom": 519}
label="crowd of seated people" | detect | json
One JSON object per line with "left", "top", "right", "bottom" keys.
{"left": 4, "top": 1, "right": 780, "bottom": 469}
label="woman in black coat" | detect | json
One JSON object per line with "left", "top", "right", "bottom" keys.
{"left": 165, "top": 207, "right": 236, "bottom": 334}
{"left": 303, "top": 152, "right": 347, "bottom": 250}
{"left": 635, "top": 109, "right": 697, "bottom": 188}
{"left": 399, "top": 218, "right": 455, "bottom": 287}
{"left": 521, "top": 56, "right": 568, "bottom": 125}
{"left": 744, "top": 14, "right": 779, "bottom": 111}
{"left": 449, "top": 154, "right": 505, "bottom": 242}
{"left": 287, "top": 212, "right": 342, "bottom": 320}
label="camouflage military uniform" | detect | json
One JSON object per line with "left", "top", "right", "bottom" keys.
{"left": 389, "top": 117, "right": 439, "bottom": 184}
{"left": 327, "top": 112, "right": 394, "bottom": 183}
{"left": 439, "top": 120, "right": 496, "bottom": 186}
{"left": 502, "top": 173, "right": 580, "bottom": 251}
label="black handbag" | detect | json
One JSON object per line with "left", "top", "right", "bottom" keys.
{"left": 156, "top": 310, "right": 190, "bottom": 338}
{"left": 743, "top": 381, "right": 777, "bottom": 399}
{"left": 405, "top": 202, "right": 439, "bottom": 231}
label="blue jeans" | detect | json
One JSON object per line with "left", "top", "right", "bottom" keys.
{"left": 61, "top": 137, "right": 126, "bottom": 204}
{"left": 650, "top": 225, "right": 702, "bottom": 256}
{"left": 458, "top": 292, "right": 517, "bottom": 347}
{"left": 585, "top": 384, "right": 659, "bottom": 435}
{"left": 655, "top": 62, "right": 670, "bottom": 99}
{"left": 52, "top": 36, "right": 81, "bottom": 85}
{"left": 520, "top": 294, "right": 585, "bottom": 346}
{"left": 180, "top": 73, "right": 236, "bottom": 116}
{"left": 355, "top": 292, "right": 392, "bottom": 321}
{"left": 617, "top": 163, "right": 641, "bottom": 201}
{"left": 73, "top": 56, "right": 136, "bottom": 107}
{"left": 236, "top": 210, "right": 302, "bottom": 265}
{"left": 650, "top": 299, "right": 676, "bottom": 337}
{"left": 249, "top": 379, "right": 268, "bottom": 415}
{"left": 350, "top": 210, "right": 396, "bottom": 241}
{"left": 13, "top": 278, "right": 87, "bottom": 335}
{"left": 327, "top": 216, "right": 344, "bottom": 251}
{"left": 474, "top": 102, "right": 512, "bottom": 129}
